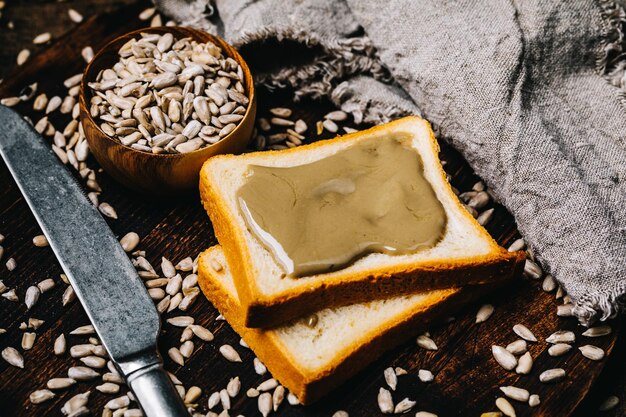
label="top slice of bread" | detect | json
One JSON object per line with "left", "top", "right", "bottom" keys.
{"left": 199, "top": 246, "right": 484, "bottom": 405}
{"left": 200, "top": 116, "right": 525, "bottom": 327}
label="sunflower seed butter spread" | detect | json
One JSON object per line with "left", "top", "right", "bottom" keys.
{"left": 237, "top": 134, "right": 447, "bottom": 277}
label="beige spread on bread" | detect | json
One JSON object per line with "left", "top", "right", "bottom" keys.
{"left": 237, "top": 134, "right": 447, "bottom": 277}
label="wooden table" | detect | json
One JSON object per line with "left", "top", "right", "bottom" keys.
{"left": 0, "top": 1, "right": 624, "bottom": 416}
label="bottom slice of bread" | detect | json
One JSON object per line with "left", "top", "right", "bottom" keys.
{"left": 199, "top": 246, "right": 483, "bottom": 405}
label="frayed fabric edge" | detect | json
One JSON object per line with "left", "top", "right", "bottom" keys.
{"left": 573, "top": 289, "right": 626, "bottom": 326}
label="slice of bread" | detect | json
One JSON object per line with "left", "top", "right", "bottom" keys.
{"left": 198, "top": 246, "right": 485, "bottom": 404}
{"left": 200, "top": 116, "right": 525, "bottom": 327}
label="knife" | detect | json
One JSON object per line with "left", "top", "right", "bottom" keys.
{"left": 0, "top": 105, "right": 189, "bottom": 417}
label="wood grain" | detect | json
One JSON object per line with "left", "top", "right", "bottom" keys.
{"left": 0, "top": 1, "right": 624, "bottom": 416}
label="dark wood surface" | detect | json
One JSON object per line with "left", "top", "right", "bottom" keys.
{"left": 0, "top": 1, "right": 624, "bottom": 416}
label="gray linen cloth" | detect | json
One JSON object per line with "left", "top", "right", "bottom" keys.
{"left": 155, "top": 0, "right": 626, "bottom": 325}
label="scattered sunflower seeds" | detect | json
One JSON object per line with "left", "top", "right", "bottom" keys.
{"left": 505, "top": 339, "right": 527, "bottom": 356}
{"left": 2, "top": 347, "right": 24, "bottom": 368}
{"left": 598, "top": 395, "right": 619, "bottom": 411}
{"left": 546, "top": 330, "right": 575, "bottom": 344}
{"left": 30, "top": 389, "right": 55, "bottom": 404}
{"left": 219, "top": 344, "right": 242, "bottom": 362}
{"left": 499, "top": 386, "right": 529, "bottom": 402}
{"left": 68, "top": 366, "right": 100, "bottom": 381}
{"left": 512, "top": 324, "right": 537, "bottom": 342}
{"left": 548, "top": 343, "right": 572, "bottom": 357}
{"left": 416, "top": 334, "right": 438, "bottom": 350}
{"left": 528, "top": 394, "right": 540, "bottom": 407}
{"left": 68, "top": 8, "right": 83, "bottom": 23}
{"left": 495, "top": 397, "right": 516, "bottom": 417}
{"left": 384, "top": 367, "right": 397, "bottom": 390}
{"left": 394, "top": 398, "right": 416, "bottom": 414}
{"left": 47, "top": 377, "right": 77, "bottom": 390}
{"left": 418, "top": 369, "right": 434, "bottom": 382}
{"left": 17, "top": 49, "right": 31, "bottom": 66}
{"left": 377, "top": 387, "right": 394, "bottom": 414}
{"left": 25, "top": 286, "right": 41, "bottom": 310}
{"left": 515, "top": 352, "right": 533, "bottom": 374}
{"left": 33, "top": 32, "right": 52, "bottom": 45}
{"left": 582, "top": 325, "right": 611, "bottom": 337}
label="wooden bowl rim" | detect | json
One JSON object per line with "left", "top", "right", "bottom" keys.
{"left": 79, "top": 26, "right": 256, "bottom": 160}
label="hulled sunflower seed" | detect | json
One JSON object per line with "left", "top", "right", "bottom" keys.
{"left": 528, "top": 394, "right": 540, "bottom": 407}
{"left": 62, "top": 285, "right": 76, "bottom": 306}
{"left": 32, "top": 234, "right": 49, "bottom": 247}
{"left": 179, "top": 340, "right": 194, "bottom": 358}
{"left": 25, "top": 286, "right": 41, "bottom": 310}
{"left": 80, "top": 355, "right": 107, "bottom": 368}
{"left": 539, "top": 368, "right": 566, "bottom": 383}
{"left": 161, "top": 257, "right": 176, "bottom": 278}
{"left": 579, "top": 345, "right": 605, "bottom": 361}
{"left": 2, "top": 347, "right": 24, "bottom": 368}
{"left": 598, "top": 395, "right": 619, "bottom": 411}
{"left": 476, "top": 304, "right": 494, "bottom": 323}
{"left": 495, "top": 397, "right": 516, "bottom": 417}
{"left": 515, "top": 351, "right": 533, "bottom": 374}
{"left": 190, "top": 324, "right": 214, "bottom": 342}
{"left": 61, "top": 391, "right": 90, "bottom": 415}
{"left": 377, "top": 387, "right": 394, "bottom": 414}
{"left": 548, "top": 343, "right": 572, "bottom": 357}
{"left": 524, "top": 259, "right": 542, "bottom": 279}
{"left": 219, "top": 389, "right": 230, "bottom": 409}
{"left": 219, "top": 344, "right": 241, "bottom": 362}
{"left": 416, "top": 334, "right": 438, "bottom": 350}
{"left": 54, "top": 334, "right": 66, "bottom": 355}
{"left": 546, "top": 330, "right": 575, "bottom": 344}
{"left": 332, "top": 411, "right": 349, "bottom": 417}
{"left": 556, "top": 304, "right": 574, "bottom": 317}
{"left": 582, "top": 325, "right": 611, "bottom": 337}
{"left": 184, "top": 386, "right": 202, "bottom": 404}
{"left": 33, "top": 32, "right": 52, "bottom": 45}
{"left": 21, "top": 332, "right": 36, "bottom": 350}
{"left": 505, "top": 339, "right": 527, "bottom": 355}
{"left": 492, "top": 345, "right": 517, "bottom": 371}
{"left": 258, "top": 392, "right": 272, "bottom": 417}
{"left": 70, "top": 344, "right": 94, "bottom": 358}
{"left": 167, "top": 316, "right": 194, "bottom": 327}
{"left": 394, "top": 398, "right": 416, "bottom": 414}
{"left": 105, "top": 395, "right": 130, "bottom": 410}
{"left": 499, "top": 386, "right": 529, "bottom": 402}
{"left": 6, "top": 257, "right": 17, "bottom": 271}
{"left": 507, "top": 239, "right": 525, "bottom": 252}
{"left": 273, "top": 385, "right": 285, "bottom": 411}
{"left": 415, "top": 413, "right": 438, "bottom": 417}
{"left": 512, "top": 324, "right": 537, "bottom": 342}
{"left": 119, "top": 232, "right": 140, "bottom": 252}
{"left": 17, "top": 49, "right": 30, "bottom": 65}
{"left": 47, "top": 377, "right": 76, "bottom": 390}
{"left": 208, "top": 391, "right": 220, "bottom": 408}
{"left": 418, "top": 369, "right": 434, "bottom": 382}
{"left": 99, "top": 202, "right": 118, "bottom": 219}
{"left": 384, "top": 367, "right": 397, "bottom": 390}
{"left": 254, "top": 358, "right": 267, "bottom": 375}
{"left": 2, "top": 288, "right": 18, "bottom": 301}
{"left": 30, "top": 389, "right": 55, "bottom": 404}
{"left": 71, "top": 325, "right": 95, "bottom": 335}
{"left": 168, "top": 347, "right": 184, "bottom": 366}
{"left": 68, "top": 366, "right": 99, "bottom": 381}
{"left": 227, "top": 376, "right": 241, "bottom": 397}
{"left": 37, "top": 278, "right": 55, "bottom": 293}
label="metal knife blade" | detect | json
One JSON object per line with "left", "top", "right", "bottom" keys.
{"left": 0, "top": 105, "right": 188, "bottom": 417}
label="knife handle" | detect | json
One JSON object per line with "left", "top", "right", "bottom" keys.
{"left": 126, "top": 360, "right": 190, "bottom": 417}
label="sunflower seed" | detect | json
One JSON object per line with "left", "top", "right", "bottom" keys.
{"left": 47, "top": 377, "right": 76, "bottom": 390}
{"left": 294, "top": 119, "right": 307, "bottom": 134}
{"left": 505, "top": 340, "right": 527, "bottom": 355}
{"left": 160, "top": 257, "right": 176, "bottom": 278}
{"left": 25, "top": 286, "right": 41, "bottom": 310}
{"left": 254, "top": 358, "right": 267, "bottom": 375}
{"left": 33, "top": 32, "right": 52, "bottom": 45}
{"left": 99, "top": 202, "right": 118, "bottom": 219}
{"left": 377, "top": 387, "right": 394, "bottom": 414}
{"left": 556, "top": 304, "right": 574, "bottom": 317}
{"left": 82, "top": 46, "right": 94, "bottom": 63}
{"left": 325, "top": 110, "right": 348, "bottom": 121}
{"left": 539, "top": 368, "right": 565, "bottom": 383}
{"left": 61, "top": 391, "right": 90, "bottom": 415}
{"left": 184, "top": 386, "right": 202, "bottom": 404}
{"left": 477, "top": 208, "right": 495, "bottom": 225}
{"left": 54, "top": 334, "right": 67, "bottom": 355}
{"left": 208, "top": 391, "right": 220, "bottom": 408}
{"left": 119, "top": 232, "right": 140, "bottom": 252}
{"left": 224, "top": 376, "right": 240, "bottom": 398}
{"left": 495, "top": 397, "right": 516, "bottom": 417}
{"left": 415, "top": 413, "right": 438, "bottom": 417}
{"left": 64, "top": 7, "right": 84, "bottom": 23}
{"left": 103, "top": 372, "right": 124, "bottom": 384}
{"left": 175, "top": 257, "right": 193, "bottom": 271}
{"left": 28, "top": 318, "right": 45, "bottom": 329}
{"left": 416, "top": 334, "right": 438, "bottom": 350}
{"left": 71, "top": 325, "right": 95, "bottom": 335}
{"left": 168, "top": 347, "right": 184, "bottom": 366}
{"left": 499, "top": 386, "right": 529, "bottom": 402}
{"left": 6, "top": 257, "right": 17, "bottom": 271}
{"left": 167, "top": 316, "right": 194, "bottom": 327}
{"left": 528, "top": 394, "right": 540, "bottom": 407}
{"left": 37, "top": 278, "right": 55, "bottom": 293}
{"left": 139, "top": 7, "right": 156, "bottom": 20}
{"left": 322, "top": 118, "right": 338, "bottom": 133}
{"left": 17, "top": 49, "right": 30, "bottom": 65}
{"left": 515, "top": 351, "right": 533, "bottom": 374}
{"left": 2, "top": 347, "right": 24, "bottom": 368}
{"left": 179, "top": 340, "right": 194, "bottom": 358}
{"left": 512, "top": 324, "right": 537, "bottom": 342}
{"left": 492, "top": 345, "right": 517, "bottom": 371}
{"left": 22, "top": 332, "right": 36, "bottom": 350}
{"left": 46, "top": 96, "right": 62, "bottom": 114}
{"left": 384, "top": 367, "right": 397, "bottom": 390}
{"left": 81, "top": 355, "right": 107, "bottom": 368}
{"left": 68, "top": 366, "right": 99, "bottom": 381}
{"left": 189, "top": 324, "right": 214, "bottom": 342}
{"left": 546, "top": 330, "right": 575, "bottom": 344}
{"left": 599, "top": 395, "right": 619, "bottom": 411}
{"left": 332, "top": 411, "right": 349, "bottom": 417}
{"left": 269, "top": 107, "right": 292, "bottom": 118}
{"left": 273, "top": 385, "right": 285, "bottom": 411}
{"left": 418, "top": 369, "right": 434, "bottom": 382}
{"left": 0, "top": 97, "right": 20, "bottom": 107}
{"left": 105, "top": 395, "right": 130, "bottom": 410}
{"left": 62, "top": 285, "right": 76, "bottom": 306}
{"left": 547, "top": 343, "right": 572, "bottom": 357}
{"left": 523, "top": 259, "right": 542, "bottom": 279}
{"left": 258, "top": 392, "right": 272, "bottom": 417}
{"left": 542, "top": 274, "right": 556, "bottom": 292}
{"left": 394, "top": 398, "right": 416, "bottom": 414}
{"left": 579, "top": 345, "right": 605, "bottom": 360}
{"left": 30, "top": 389, "right": 55, "bottom": 404}
{"left": 2, "top": 288, "right": 18, "bottom": 301}
{"left": 476, "top": 304, "right": 494, "bottom": 323}
{"left": 582, "top": 325, "right": 611, "bottom": 337}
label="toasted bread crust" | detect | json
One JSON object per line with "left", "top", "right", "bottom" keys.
{"left": 198, "top": 246, "right": 488, "bottom": 404}
{"left": 200, "top": 117, "right": 525, "bottom": 328}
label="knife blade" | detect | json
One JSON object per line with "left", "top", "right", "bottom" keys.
{"left": 0, "top": 105, "right": 189, "bottom": 417}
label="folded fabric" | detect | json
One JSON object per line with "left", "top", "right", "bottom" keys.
{"left": 155, "top": 0, "right": 626, "bottom": 324}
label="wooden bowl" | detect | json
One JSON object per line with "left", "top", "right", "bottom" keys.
{"left": 79, "top": 26, "right": 256, "bottom": 195}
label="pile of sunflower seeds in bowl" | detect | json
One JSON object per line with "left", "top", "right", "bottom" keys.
{"left": 87, "top": 31, "right": 249, "bottom": 154}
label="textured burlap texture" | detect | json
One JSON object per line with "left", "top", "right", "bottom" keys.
{"left": 155, "top": 0, "right": 626, "bottom": 325}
